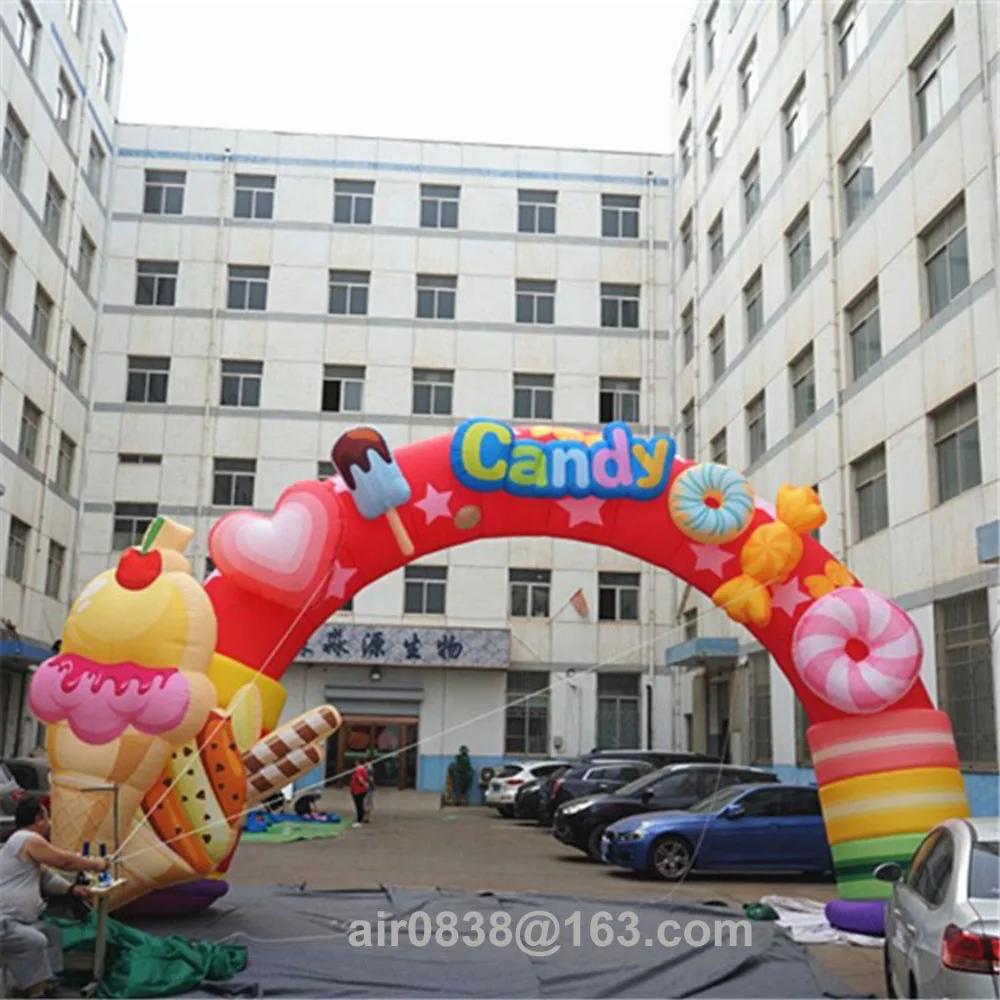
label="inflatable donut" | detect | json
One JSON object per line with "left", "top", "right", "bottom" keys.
{"left": 669, "top": 463, "right": 755, "bottom": 544}
{"left": 791, "top": 587, "right": 922, "bottom": 714}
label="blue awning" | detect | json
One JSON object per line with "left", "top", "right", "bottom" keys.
{"left": 663, "top": 637, "right": 739, "bottom": 670}
{"left": 0, "top": 638, "right": 54, "bottom": 669}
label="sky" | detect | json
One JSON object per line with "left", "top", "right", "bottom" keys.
{"left": 116, "top": 0, "right": 696, "bottom": 154}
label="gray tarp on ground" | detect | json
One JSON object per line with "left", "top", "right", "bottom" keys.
{"left": 130, "top": 885, "right": 870, "bottom": 998}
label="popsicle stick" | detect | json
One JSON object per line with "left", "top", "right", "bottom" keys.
{"left": 386, "top": 508, "right": 415, "bottom": 556}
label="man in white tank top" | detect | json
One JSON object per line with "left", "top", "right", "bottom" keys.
{"left": 0, "top": 800, "right": 109, "bottom": 997}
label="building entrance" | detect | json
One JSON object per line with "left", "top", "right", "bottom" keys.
{"left": 327, "top": 716, "right": 419, "bottom": 789}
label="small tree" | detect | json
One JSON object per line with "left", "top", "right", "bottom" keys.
{"left": 447, "top": 745, "right": 474, "bottom": 805}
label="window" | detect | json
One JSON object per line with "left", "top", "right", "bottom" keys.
{"left": 680, "top": 212, "right": 693, "bottom": 269}
{"left": 515, "top": 279, "right": 555, "bottom": 325}
{"left": 19, "top": 398, "right": 42, "bottom": 464}
{"left": 126, "top": 355, "right": 169, "bottom": 404}
{"left": 328, "top": 269, "right": 369, "bottom": 316}
{"left": 31, "top": 285, "right": 53, "bottom": 352}
{"left": 842, "top": 129, "right": 874, "bottom": 226}
{"left": 416, "top": 274, "right": 456, "bottom": 320}
{"left": 853, "top": 444, "right": 888, "bottom": 539}
{"left": 787, "top": 209, "right": 812, "bottom": 291}
{"left": 66, "top": 330, "right": 86, "bottom": 391}
{"left": 837, "top": 1, "right": 869, "bottom": 79}
{"left": 77, "top": 230, "right": 96, "bottom": 292}
{"left": 679, "top": 123, "right": 692, "bottom": 177}
{"left": 66, "top": 0, "right": 83, "bottom": 35}
{"left": 600, "top": 283, "right": 640, "bottom": 329}
{"left": 780, "top": 0, "right": 804, "bottom": 37}
{"left": 513, "top": 373, "right": 553, "bottom": 421}
{"left": 112, "top": 502, "right": 157, "bottom": 550}
{"left": 420, "top": 184, "right": 459, "bottom": 229}
{"left": 135, "top": 260, "right": 178, "bottom": 307}
{"left": 932, "top": 389, "right": 981, "bottom": 503}
{"left": 599, "top": 377, "right": 640, "bottom": 424}
{"left": 0, "top": 237, "right": 13, "bottom": 308}
{"left": 226, "top": 265, "right": 269, "bottom": 311}
{"left": 504, "top": 671, "right": 550, "bottom": 755}
{"left": 847, "top": 284, "right": 881, "bottom": 380}
{"left": 710, "top": 428, "right": 727, "bottom": 465}
{"left": 598, "top": 572, "right": 639, "bottom": 621}
{"left": 746, "top": 392, "right": 766, "bottom": 464}
{"left": 681, "top": 302, "right": 694, "bottom": 365}
{"left": 794, "top": 701, "right": 811, "bottom": 765}
{"left": 213, "top": 458, "right": 256, "bottom": 507}
{"left": 790, "top": 344, "right": 816, "bottom": 427}
{"left": 708, "top": 213, "right": 724, "bottom": 275}
{"left": 597, "top": 673, "right": 640, "bottom": 749}
{"left": 43, "top": 175, "right": 65, "bottom": 244}
{"left": 743, "top": 271, "right": 763, "bottom": 342}
{"left": 742, "top": 154, "right": 761, "bottom": 224}
{"left": 678, "top": 60, "right": 691, "bottom": 100}
{"left": 923, "top": 200, "right": 969, "bottom": 317}
{"left": 119, "top": 453, "right": 162, "bottom": 465}
{"left": 602, "top": 194, "right": 640, "bottom": 239}
{"left": 233, "top": 174, "right": 275, "bottom": 220}
{"left": 321, "top": 365, "right": 365, "bottom": 413}
{"left": 45, "top": 541, "right": 65, "bottom": 599}
{"left": 518, "top": 189, "right": 556, "bottom": 234}
{"left": 87, "top": 135, "right": 105, "bottom": 195}
{"left": 739, "top": 40, "right": 758, "bottom": 111}
{"left": 747, "top": 651, "right": 772, "bottom": 764}
{"left": 55, "top": 73, "right": 75, "bottom": 137}
{"left": 143, "top": 170, "right": 185, "bottom": 215}
{"left": 709, "top": 320, "right": 726, "bottom": 382}
{"left": 220, "top": 360, "right": 263, "bottom": 408}
{"left": 5, "top": 518, "right": 29, "bottom": 583}
{"left": 412, "top": 368, "right": 453, "bottom": 416}
{"left": 915, "top": 20, "right": 958, "bottom": 140}
{"left": 683, "top": 608, "right": 698, "bottom": 640}
{"left": 681, "top": 400, "right": 695, "bottom": 458}
{"left": 783, "top": 78, "right": 807, "bottom": 161}
{"left": 2, "top": 109, "right": 28, "bottom": 188}
{"left": 15, "top": 1, "right": 39, "bottom": 68}
{"left": 704, "top": 1, "right": 718, "bottom": 75}
{"left": 404, "top": 565, "right": 446, "bottom": 615}
{"left": 510, "top": 569, "right": 551, "bottom": 618}
{"left": 333, "top": 179, "right": 374, "bottom": 224}
{"left": 96, "top": 34, "right": 114, "bottom": 100}
{"left": 936, "top": 590, "right": 996, "bottom": 769}
{"left": 55, "top": 433, "right": 75, "bottom": 491}
{"left": 706, "top": 112, "right": 721, "bottom": 174}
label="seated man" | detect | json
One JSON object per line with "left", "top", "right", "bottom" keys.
{"left": 0, "top": 800, "right": 109, "bottom": 998}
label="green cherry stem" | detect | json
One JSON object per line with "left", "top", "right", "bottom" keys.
{"left": 140, "top": 516, "right": 165, "bottom": 554}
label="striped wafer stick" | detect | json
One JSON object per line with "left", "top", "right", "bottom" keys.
{"left": 246, "top": 743, "right": 324, "bottom": 802}
{"left": 243, "top": 705, "right": 341, "bottom": 776}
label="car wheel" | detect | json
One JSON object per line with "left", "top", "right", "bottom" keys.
{"left": 647, "top": 835, "right": 694, "bottom": 881}
{"left": 586, "top": 825, "right": 607, "bottom": 862}
{"left": 882, "top": 941, "right": 897, "bottom": 999}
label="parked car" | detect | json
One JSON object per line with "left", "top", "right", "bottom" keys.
{"left": 548, "top": 759, "right": 655, "bottom": 813}
{"left": 601, "top": 783, "right": 832, "bottom": 880}
{"left": 513, "top": 779, "right": 546, "bottom": 820}
{"left": 553, "top": 762, "right": 777, "bottom": 860}
{"left": 485, "top": 760, "right": 570, "bottom": 817}
{"left": 0, "top": 757, "right": 51, "bottom": 842}
{"left": 878, "top": 817, "right": 998, "bottom": 1000}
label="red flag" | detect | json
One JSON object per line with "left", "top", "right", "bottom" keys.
{"left": 569, "top": 588, "right": 589, "bottom": 619}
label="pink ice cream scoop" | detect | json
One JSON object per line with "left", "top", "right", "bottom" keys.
{"left": 29, "top": 654, "right": 192, "bottom": 744}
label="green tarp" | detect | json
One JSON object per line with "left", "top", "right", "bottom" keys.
{"left": 241, "top": 818, "right": 349, "bottom": 844}
{"left": 48, "top": 912, "right": 247, "bottom": 999}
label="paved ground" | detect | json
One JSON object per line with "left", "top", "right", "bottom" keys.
{"left": 228, "top": 789, "right": 886, "bottom": 997}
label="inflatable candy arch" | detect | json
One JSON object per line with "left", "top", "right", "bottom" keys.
{"left": 29, "top": 420, "right": 969, "bottom": 915}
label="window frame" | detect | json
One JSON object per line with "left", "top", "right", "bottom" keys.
{"left": 55, "top": 71, "right": 76, "bottom": 137}
{"left": 837, "top": 0, "right": 869, "bottom": 80}
{"left": 852, "top": 444, "right": 888, "bottom": 540}
{"left": 513, "top": 373, "right": 554, "bottom": 421}
{"left": 681, "top": 400, "right": 696, "bottom": 458}
{"left": 706, "top": 111, "right": 722, "bottom": 174}
{"left": 789, "top": 344, "right": 817, "bottom": 428}
{"left": 846, "top": 283, "right": 882, "bottom": 381}
{"left": 220, "top": 359, "right": 263, "bottom": 408}
{"left": 233, "top": 174, "right": 276, "bottom": 220}
{"left": 19, "top": 398, "right": 42, "bottom": 465}
{"left": 112, "top": 502, "right": 158, "bottom": 550}
{"left": 412, "top": 368, "right": 454, "bottom": 416}
{"left": 680, "top": 212, "right": 694, "bottom": 269}
{"left": 143, "top": 169, "right": 185, "bottom": 215}
{"left": 15, "top": 1, "right": 40, "bottom": 70}
{"left": 914, "top": 20, "right": 958, "bottom": 141}
{"left": 931, "top": 388, "right": 981, "bottom": 504}
{"left": 600, "top": 283, "right": 640, "bottom": 329}
{"left": 517, "top": 189, "right": 557, "bottom": 235}
{"left": 212, "top": 457, "right": 257, "bottom": 508}
{"left": 321, "top": 364, "right": 365, "bottom": 414}
{"left": 125, "top": 355, "right": 170, "bottom": 404}
{"left": 710, "top": 428, "right": 727, "bottom": 465}
{"left": 77, "top": 229, "right": 96, "bottom": 292}
{"left": 786, "top": 209, "right": 812, "bottom": 292}
{"left": 226, "top": 264, "right": 269, "bottom": 311}
{"left": 601, "top": 194, "right": 640, "bottom": 239}
{"left": 416, "top": 274, "right": 457, "bottom": 320}
{"left": 328, "top": 269, "right": 370, "bottom": 317}
{"left": 420, "top": 184, "right": 460, "bottom": 230}
{"left": 135, "top": 259, "right": 179, "bottom": 308}
{"left": 599, "top": 377, "right": 640, "bottom": 424}
{"left": 509, "top": 569, "right": 552, "bottom": 619}
{"left": 708, "top": 213, "right": 724, "bottom": 276}
{"left": 45, "top": 540, "right": 66, "bottom": 599}
{"left": 333, "top": 179, "right": 374, "bottom": 225}
{"left": 30, "top": 285, "right": 53, "bottom": 352}
{"left": 515, "top": 279, "right": 555, "bottom": 325}
{"left": 744, "top": 270, "right": 763, "bottom": 341}
{"left": 42, "top": 174, "right": 66, "bottom": 245}
{"left": 55, "top": 432, "right": 76, "bottom": 492}
{"left": 5, "top": 517, "right": 30, "bottom": 583}
{"left": 2, "top": 108, "right": 28, "bottom": 189}
{"left": 403, "top": 565, "right": 447, "bottom": 615}
{"left": 504, "top": 671, "right": 550, "bottom": 756}
{"left": 597, "top": 572, "right": 640, "bottom": 622}
{"left": 922, "top": 199, "right": 969, "bottom": 318}
{"left": 783, "top": 77, "right": 808, "bottom": 161}
{"left": 746, "top": 391, "right": 766, "bottom": 464}
{"left": 742, "top": 153, "right": 761, "bottom": 225}
{"left": 66, "top": 329, "right": 86, "bottom": 390}
{"left": 739, "top": 39, "right": 758, "bottom": 111}
{"left": 842, "top": 128, "right": 874, "bottom": 227}
{"left": 709, "top": 320, "right": 726, "bottom": 382}
{"left": 681, "top": 302, "right": 694, "bottom": 365}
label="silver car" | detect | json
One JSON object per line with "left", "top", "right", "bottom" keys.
{"left": 877, "top": 817, "right": 999, "bottom": 999}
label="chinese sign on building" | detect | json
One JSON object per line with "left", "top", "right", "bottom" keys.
{"left": 297, "top": 625, "right": 510, "bottom": 669}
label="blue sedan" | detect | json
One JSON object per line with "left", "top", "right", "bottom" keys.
{"left": 601, "top": 783, "right": 833, "bottom": 881}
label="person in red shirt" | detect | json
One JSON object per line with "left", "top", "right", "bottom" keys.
{"left": 349, "top": 761, "right": 369, "bottom": 827}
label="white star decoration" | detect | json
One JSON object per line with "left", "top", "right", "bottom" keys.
{"left": 690, "top": 544, "right": 736, "bottom": 578}
{"left": 327, "top": 560, "right": 357, "bottom": 599}
{"left": 414, "top": 483, "right": 453, "bottom": 524}
{"left": 558, "top": 496, "right": 605, "bottom": 527}
{"left": 770, "top": 578, "right": 810, "bottom": 616}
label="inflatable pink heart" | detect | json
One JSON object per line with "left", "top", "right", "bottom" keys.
{"left": 209, "top": 482, "right": 343, "bottom": 607}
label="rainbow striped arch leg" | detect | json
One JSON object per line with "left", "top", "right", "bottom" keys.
{"left": 809, "top": 709, "right": 970, "bottom": 901}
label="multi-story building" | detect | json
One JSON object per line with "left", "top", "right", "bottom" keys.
{"left": 667, "top": 0, "right": 998, "bottom": 811}
{"left": 1, "top": 0, "right": 125, "bottom": 755}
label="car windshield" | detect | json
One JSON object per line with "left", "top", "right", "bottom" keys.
{"left": 968, "top": 840, "right": 999, "bottom": 900}
{"left": 614, "top": 767, "right": 675, "bottom": 797}
{"left": 687, "top": 786, "right": 748, "bottom": 814}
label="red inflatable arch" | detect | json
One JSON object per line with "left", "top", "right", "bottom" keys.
{"left": 202, "top": 421, "right": 969, "bottom": 904}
